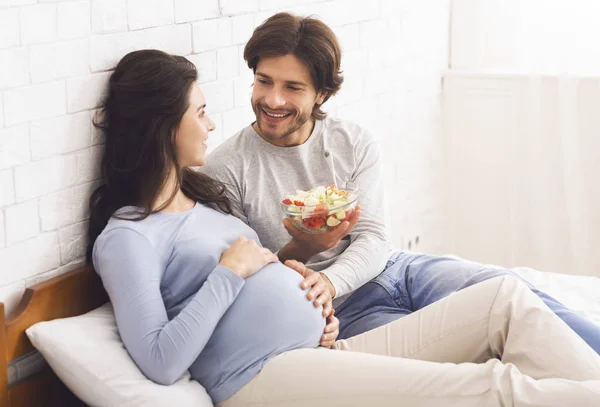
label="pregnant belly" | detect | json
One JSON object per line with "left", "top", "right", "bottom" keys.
{"left": 191, "top": 263, "right": 326, "bottom": 394}
{"left": 213, "top": 262, "right": 325, "bottom": 361}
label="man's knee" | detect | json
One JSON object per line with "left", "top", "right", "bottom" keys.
{"left": 460, "top": 268, "right": 524, "bottom": 290}
{"left": 482, "top": 275, "right": 531, "bottom": 298}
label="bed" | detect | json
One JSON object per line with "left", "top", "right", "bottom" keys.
{"left": 1, "top": 263, "right": 599, "bottom": 407}
{"left": 0, "top": 265, "right": 106, "bottom": 407}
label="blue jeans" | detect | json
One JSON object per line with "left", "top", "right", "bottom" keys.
{"left": 335, "top": 251, "right": 600, "bottom": 355}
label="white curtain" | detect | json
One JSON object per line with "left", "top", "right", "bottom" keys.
{"left": 442, "top": 73, "right": 600, "bottom": 277}
{"left": 443, "top": 0, "right": 600, "bottom": 276}
{"left": 451, "top": 0, "right": 600, "bottom": 75}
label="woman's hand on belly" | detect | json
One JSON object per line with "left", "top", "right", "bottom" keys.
{"left": 219, "top": 236, "right": 279, "bottom": 279}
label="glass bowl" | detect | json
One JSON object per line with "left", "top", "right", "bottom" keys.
{"left": 280, "top": 187, "right": 359, "bottom": 234}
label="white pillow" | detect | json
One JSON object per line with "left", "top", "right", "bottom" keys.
{"left": 26, "top": 303, "right": 214, "bottom": 407}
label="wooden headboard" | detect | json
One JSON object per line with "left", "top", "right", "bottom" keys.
{"left": 0, "top": 265, "right": 108, "bottom": 407}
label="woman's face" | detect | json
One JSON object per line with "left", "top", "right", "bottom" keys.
{"left": 176, "top": 85, "right": 215, "bottom": 167}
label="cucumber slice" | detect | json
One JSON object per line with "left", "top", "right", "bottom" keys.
{"left": 327, "top": 216, "right": 341, "bottom": 227}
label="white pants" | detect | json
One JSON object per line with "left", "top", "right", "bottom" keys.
{"left": 218, "top": 276, "right": 600, "bottom": 407}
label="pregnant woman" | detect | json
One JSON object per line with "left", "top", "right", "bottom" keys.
{"left": 89, "top": 49, "right": 600, "bottom": 407}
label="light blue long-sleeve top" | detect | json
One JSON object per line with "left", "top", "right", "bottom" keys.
{"left": 92, "top": 202, "right": 326, "bottom": 403}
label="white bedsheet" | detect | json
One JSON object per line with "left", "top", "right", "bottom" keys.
{"left": 513, "top": 267, "right": 600, "bottom": 325}
{"left": 445, "top": 254, "right": 600, "bottom": 325}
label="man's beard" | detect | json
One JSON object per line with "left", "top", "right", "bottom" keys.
{"left": 253, "top": 102, "right": 311, "bottom": 142}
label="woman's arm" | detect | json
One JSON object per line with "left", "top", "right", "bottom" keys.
{"left": 93, "top": 227, "right": 245, "bottom": 385}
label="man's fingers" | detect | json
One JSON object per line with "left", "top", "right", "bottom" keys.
{"left": 284, "top": 260, "right": 302, "bottom": 275}
{"left": 330, "top": 207, "right": 361, "bottom": 240}
{"left": 300, "top": 272, "right": 320, "bottom": 291}
{"left": 325, "top": 314, "right": 339, "bottom": 330}
{"left": 321, "top": 300, "right": 332, "bottom": 317}
{"left": 320, "top": 338, "right": 334, "bottom": 348}
{"left": 330, "top": 221, "right": 350, "bottom": 240}
{"left": 326, "top": 207, "right": 360, "bottom": 244}
{"left": 314, "top": 290, "right": 330, "bottom": 307}
{"left": 348, "top": 206, "right": 361, "bottom": 226}
{"left": 321, "top": 313, "right": 339, "bottom": 347}
{"left": 285, "top": 259, "right": 307, "bottom": 276}
{"left": 306, "top": 280, "right": 325, "bottom": 300}
{"left": 308, "top": 273, "right": 327, "bottom": 299}
{"left": 320, "top": 328, "right": 338, "bottom": 347}
{"left": 321, "top": 331, "right": 337, "bottom": 341}
{"left": 324, "top": 320, "right": 337, "bottom": 333}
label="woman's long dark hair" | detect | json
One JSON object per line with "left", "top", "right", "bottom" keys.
{"left": 86, "top": 49, "right": 231, "bottom": 263}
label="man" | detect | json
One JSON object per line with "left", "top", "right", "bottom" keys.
{"left": 202, "top": 12, "right": 600, "bottom": 354}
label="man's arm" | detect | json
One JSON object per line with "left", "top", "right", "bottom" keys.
{"left": 320, "top": 129, "right": 390, "bottom": 298}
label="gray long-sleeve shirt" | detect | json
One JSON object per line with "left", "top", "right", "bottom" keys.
{"left": 202, "top": 117, "right": 392, "bottom": 305}
{"left": 92, "top": 202, "right": 325, "bottom": 403}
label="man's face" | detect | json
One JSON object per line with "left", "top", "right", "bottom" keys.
{"left": 251, "top": 54, "right": 325, "bottom": 145}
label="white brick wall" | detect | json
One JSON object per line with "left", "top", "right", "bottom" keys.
{"left": 233, "top": 72, "right": 253, "bottom": 107}
{"left": 67, "top": 71, "right": 110, "bottom": 113}
{"left": 220, "top": 0, "right": 259, "bottom": 16}
{"left": 20, "top": 4, "right": 57, "bottom": 45}
{"left": 0, "top": 233, "right": 60, "bottom": 286}
{"left": 217, "top": 46, "right": 239, "bottom": 79}
{"left": 4, "top": 81, "right": 67, "bottom": 126}
{"left": 39, "top": 181, "right": 98, "bottom": 231}
{"left": 91, "top": 0, "right": 128, "bottom": 34}
{"left": 57, "top": 1, "right": 91, "bottom": 39}
{"left": 126, "top": 0, "right": 174, "bottom": 30}
{"left": 30, "top": 112, "right": 92, "bottom": 159}
{"left": 0, "top": 48, "right": 30, "bottom": 89}
{"left": 0, "top": 0, "right": 449, "bottom": 316}
{"left": 201, "top": 79, "right": 234, "bottom": 112}
{"left": 193, "top": 17, "right": 232, "bottom": 52}
{"left": 5, "top": 199, "right": 39, "bottom": 245}
{"left": 30, "top": 39, "right": 90, "bottom": 83}
{"left": 0, "top": 170, "right": 15, "bottom": 207}
{"left": 232, "top": 14, "right": 254, "bottom": 44}
{"left": 0, "top": 210, "right": 4, "bottom": 249}
{"left": 186, "top": 51, "right": 217, "bottom": 82}
{"left": 174, "top": 0, "right": 219, "bottom": 23}
{"left": 0, "top": 125, "right": 30, "bottom": 170}
{"left": 14, "top": 154, "right": 79, "bottom": 202}
{"left": 58, "top": 220, "right": 87, "bottom": 264}
{"left": 90, "top": 24, "right": 191, "bottom": 72}
{"left": 0, "top": 8, "right": 20, "bottom": 49}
